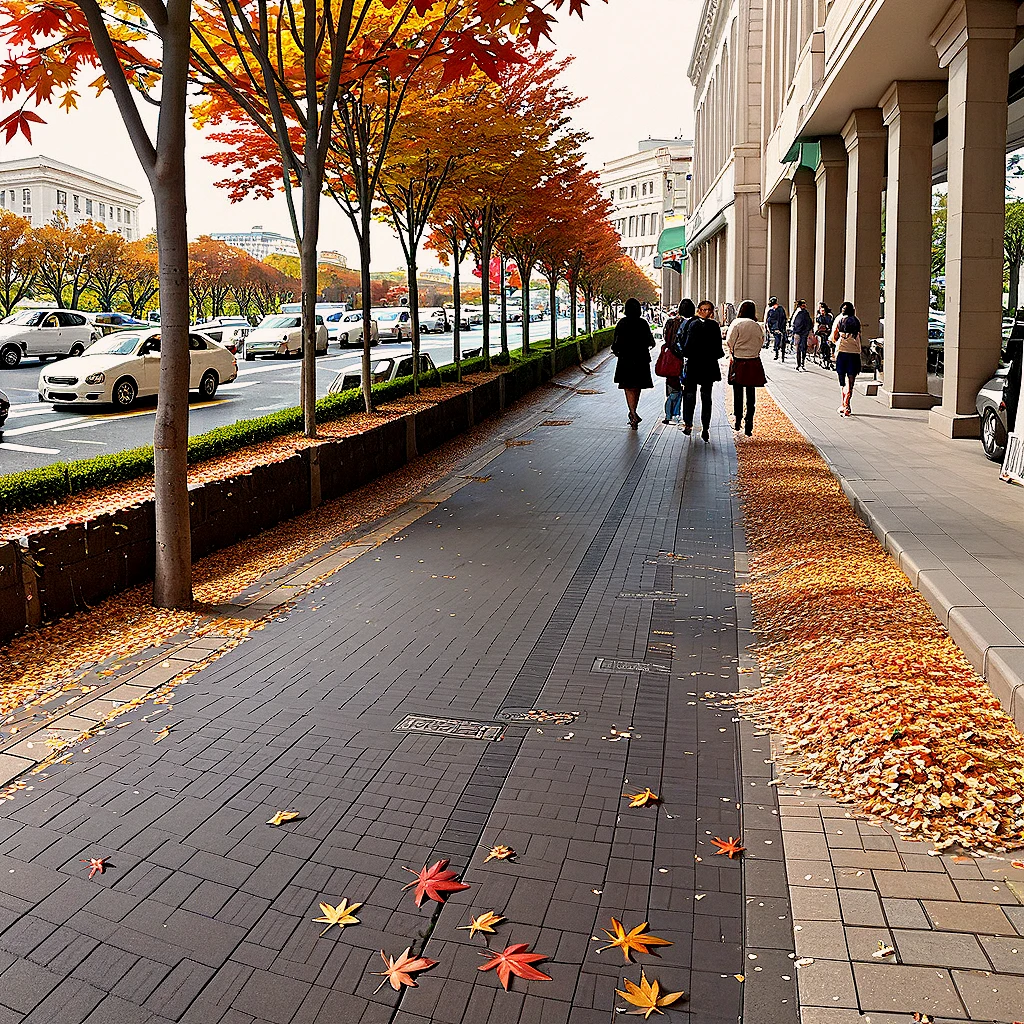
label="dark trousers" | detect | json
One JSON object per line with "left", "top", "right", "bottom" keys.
{"left": 683, "top": 382, "right": 714, "bottom": 431}
{"left": 772, "top": 330, "right": 786, "bottom": 359}
{"left": 733, "top": 383, "right": 756, "bottom": 431}
{"left": 795, "top": 334, "right": 809, "bottom": 368}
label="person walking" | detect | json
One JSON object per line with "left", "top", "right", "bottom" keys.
{"left": 766, "top": 296, "right": 789, "bottom": 361}
{"left": 613, "top": 297, "right": 656, "bottom": 429}
{"left": 791, "top": 299, "right": 812, "bottom": 370}
{"left": 814, "top": 302, "right": 834, "bottom": 368}
{"left": 681, "top": 299, "right": 724, "bottom": 441}
{"left": 832, "top": 300, "right": 862, "bottom": 416}
{"left": 661, "top": 298, "right": 694, "bottom": 424}
{"left": 725, "top": 300, "right": 768, "bottom": 436}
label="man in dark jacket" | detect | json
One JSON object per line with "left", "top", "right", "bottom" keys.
{"left": 766, "top": 297, "right": 788, "bottom": 361}
{"left": 681, "top": 300, "right": 724, "bottom": 442}
{"left": 791, "top": 299, "right": 812, "bottom": 370}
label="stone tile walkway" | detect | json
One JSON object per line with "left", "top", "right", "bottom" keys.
{"left": 0, "top": 354, "right": 1021, "bottom": 1023}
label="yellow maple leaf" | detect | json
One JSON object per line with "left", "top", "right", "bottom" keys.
{"left": 597, "top": 918, "right": 673, "bottom": 962}
{"left": 313, "top": 898, "right": 362, "bottom": 937}
{"left": 615, "top": 969, "right": 685, "bottom": 1017}
{"left": 266, "top": 809, "right": 301, "bottom": 827}
{"left": 457, "top": 910, "right": 504, "bottom": 937}
{"left": 623, "top": 787, "right": 659, "bottom": 808}
{"left": 483, "top": 844, "right": 515, "bottom": 862}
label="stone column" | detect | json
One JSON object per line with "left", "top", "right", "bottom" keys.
{"left": 718, "top": 228, "right": 729, "bottom": 306}
{"left": 766, "top": 198, "right": 791, "bottom": 308}
{"left": 842, "top": 108, "right": 886, "bottom": 338}
{"left": 789, "top": 167, "right": 817, "bottom": 309}
{"left": 814, "top": 137, "right": 848, "bottom": 313}
{"left": 930, "top": 0, "right": 1017, "bottom": 436}
{"left": 881, "top": 80, "right": 945, "bottom": 408}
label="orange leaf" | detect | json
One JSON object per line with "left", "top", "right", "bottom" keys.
{"left": 711, "top": 836, "right": 745, "bottom": 859}
{"left": 402, "top": 859, "right": 470, "bottom": 906}
{"left": 372, "top": 947, "right": 438, "bottom": 992}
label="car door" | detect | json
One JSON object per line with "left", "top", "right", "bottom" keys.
{"left": 187, "top": 334, "right": 210, "bottom": 388}
{"left": 58, "top": 312, "right": 92, "bottom": 352}
{"left": 138, "top": 334, "right": 161, "bottom": 395}
{"left": 23, "top": 313, "right": 62, "bottom": 357}
{"left": 396, "top": 357, "right": 414, "bottom": 378}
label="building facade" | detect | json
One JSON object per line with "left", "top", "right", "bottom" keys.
{"left": 745, "top": 0, "right": 1023, "bottom": 440}
{"left": 600, "top": 139, "right": 693, "bottom": 304}
{"left": 0, "top": 156, "right": 143, "bottom": 240}
{"left": 209, "top": 226, "right": 299, "bottom": 261}
{"left": 686, "top": 0, "right": 767, "bottom": 313}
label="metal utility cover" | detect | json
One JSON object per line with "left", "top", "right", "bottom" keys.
{"left": 394, "top": 714, "right": 504, "bottom": 741}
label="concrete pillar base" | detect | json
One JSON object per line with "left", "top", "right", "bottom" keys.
{"left": 886, "top": 390, "right": 940, "bottom": 409}
{"left": 859, "top": 380, "right": 881, "bottom": 397}
{"left": 928, "top": 408, "right": 981, "bottom": 438}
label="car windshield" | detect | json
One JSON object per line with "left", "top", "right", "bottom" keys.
{"left": 87, "top": 332, "right": 147, "bottom": 355}
{"left": 259, "top": 315, "right": 300, "bottom": 329}
{"left": 2, "top": 310, "right": 50, "bottom": 326}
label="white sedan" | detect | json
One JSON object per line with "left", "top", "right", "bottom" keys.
{"left": 243, "top": 313, "right": 328, "bottom": 360}
{"left": 38, "top": 328, "right": 237, "bottom": 409}
{"left": 0, "top": 309, "right": 99, "bottom": 367}
{"left": 325, "top": 310, "right": 380, "bottom": 347}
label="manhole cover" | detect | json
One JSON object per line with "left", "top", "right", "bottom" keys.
{"left": 495, "top": 707, "right": 583, "bottom": 725}
{"left": 592, "top": 657, "right": 669, "bottom": 675}
{"left": 617, "top": 591, "right": 677, "bottom": 602}
{"left": 394, "top": 714, "right": 504, "bottom": 741}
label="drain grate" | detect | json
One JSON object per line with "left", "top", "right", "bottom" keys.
{"left": 394, "top": 714, "right": 504, "bottom": 741}
{"left": 495, "top": 706, "right": 582, "bottom": 725}
{"left": 592, "top": 657, "right": 669, "bottom": 675}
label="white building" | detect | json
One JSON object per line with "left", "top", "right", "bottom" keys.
{"left": 600, "top": 139, "right": 693, "bottom": 304}
{"left": 210, "top": 225, "right": 299, "bottom": 260}
{"left": 0, "top": 155, "right": 144, "bottom": 240}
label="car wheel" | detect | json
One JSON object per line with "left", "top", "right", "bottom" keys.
{"left": 112, "top": 376, "right": 138, "bottom": 409}
{"left": 1, "top": 344, "right": 22, "bottom": 368}
{"left": 69, "top": 343, "right": 85, "bottom": 358}
{"left": 245, "top": 351, "right": 255, "bottom": 361}
{"left": 981, "top": 407, "right": 1007, "bottom": 462}
{"left": 198, "top": 370, "right": 219, "bottom": 400}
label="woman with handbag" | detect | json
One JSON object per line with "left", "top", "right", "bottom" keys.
{"left": 613, "top": 297, "right": 657, "bottom": 429}
{"left": 724, "top": 299, "right": 767, "bottom": 436}
{"left": 831, "top": 300, "right": 862, "bottom": 416}
{"left": 659, "top": 298, "right": 694, "bottom": 424}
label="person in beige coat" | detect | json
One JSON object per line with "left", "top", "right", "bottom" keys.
{"left": 724, "top": 299, "right": 768, "bottom": 436}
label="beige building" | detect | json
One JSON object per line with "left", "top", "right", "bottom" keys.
{"left": 702, "top": 0, "right": 1024, "bottom": 440}
{"left": 600, "top": 139, "right": 693, "bottom": 304}
{"left": 686, "top": 0, "right": 767, "bottom": 311}
{"left": 210, "top": 225, "right": 299, "bottom": 260}
{"left": 0, "top": 155, "right": 143, "bottom": 240}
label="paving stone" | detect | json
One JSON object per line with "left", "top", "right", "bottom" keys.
{"left": 925, "top": 900, "right": 1020, "bottom": 936}
{"left": 892, "top": 929, "right": 990, "bottom": 970}
{"left": 873, "top": 870, "right": 959, "bottom": 901}
{"left": 852, "top": 963, "right": 966, "bottom": 1017}
{"left": 794, "top": 957, "right": 858, "bottom": 1008}
{"left": 952, "top": 968, "right": 1024, "bottom": 1020}
{"left": 977, "top": 935, "right": 1024, "bottom": 974}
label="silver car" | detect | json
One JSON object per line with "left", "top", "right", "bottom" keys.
{"left": 976, "top": 367, "right": 1011, "bottom": 461}
{"left": 329, "top": 353, "right": 437, "bottom": 392}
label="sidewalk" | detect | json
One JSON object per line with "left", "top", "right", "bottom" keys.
{"left": 765, "top": 357, "right": 1024, "bottom": 730}
{"left": 0, "top": 355, "right": 1021, "bottom": 1024}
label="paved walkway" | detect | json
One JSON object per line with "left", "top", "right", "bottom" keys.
{"left": 0, "top": 354, "right": 1022, "bottom": 1023}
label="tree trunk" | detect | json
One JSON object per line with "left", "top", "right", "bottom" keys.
{"left": 299, "top": 171, "right": 320, "bottom": 437}
{"left": 549, "top": 275, "right": 557, "bottom": 347}
{"left": 584, "top": 286, "right": 592, "bottom": 335}
{"left": 452, "top": 229, "right": 462, "bottom": 382}
{"left": 149, "top": 6, "right": 192, "bottom": 610}
{"left": 408, "top": 246, "right": 421, "bottom": 393}
{"left": 481, "top": 228, "right": 492, "bottom": 370}
{"left": 499, "top": 253, "right": 508, "bottom": 358}
{"left": 570, "top": 279, "right": 578, "bottom": 339}
{"left": 521, "top": 267, "right": 531, "bottom": 354}
{"left": 359, "top": 225, "right": 374, "bottom": 413}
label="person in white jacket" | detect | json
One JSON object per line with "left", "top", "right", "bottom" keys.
{"left": 724, "top": 300, "right": 768, "bottom": 436}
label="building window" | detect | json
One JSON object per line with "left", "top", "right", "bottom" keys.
{"left": 73, "top": 195, "right": 80, "bottom": 213}
{"left": 630, "top": 185, "right": 637, "bottom": 198}
{"left": 126, "top": 228, "right": 133, "bottom": 240}
{"left": 666, "top": 179, "right": 673, "bottom": 191}
{"left": 22, "top": 188, "right": 31, "bottom": 213}
{"left": 618, "top": 187, "right": 625, "bottom": 200}
{"left": 124, "top": 210, "right": 130, "bottom": 225}
{"left": 85, "top": 198, "right": 93, "bottom": 216}
{"left": 649, "top": 181, "right": 655, "bottom": 193}
{"left": 56, "top": 189, "right": 67, "bottom": 207}
{"left": 641, "top": 214, "right": 648, "bottom": 235}
{"left": 117, "top": 207, "right": 122, "bottom": 222}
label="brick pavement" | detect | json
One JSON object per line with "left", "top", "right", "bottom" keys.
{"left": 1, "top": 353, "right": 1021, "bottom": 1023}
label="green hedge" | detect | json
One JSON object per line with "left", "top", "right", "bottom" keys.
{"left": 0, "top": 332, "right": 610, "bottom": 517}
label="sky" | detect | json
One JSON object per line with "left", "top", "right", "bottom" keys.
{"left": 1, "top": 0, "right": 701, "bottom": 273}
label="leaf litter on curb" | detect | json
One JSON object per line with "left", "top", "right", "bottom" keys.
{"left": 730, "top": 397, "right": 1024, "bottom": 852}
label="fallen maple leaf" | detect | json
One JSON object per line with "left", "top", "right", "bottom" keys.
{"left": 483, "top": 844, "right": 516, "bottom": 862}
{"left": 153, "top": 727, "right": 171, "bottom": 743}
{"left": 81, "top": 857, "right": 108, "bottom": 879}
{"left": 313, "top": 898, "right": 362, "bottom": 936}
{"left": 403, "top": 859, "right": 470, "bottom": 906}
{"left": 711, "top": 836, "right": 745, "bottom": 859}
{"left": 623, "top": 787, "right": 659, "bottom": 807}
{"left": 458, "top": 910, "right": 504, "bottom": 937}
{"left": 372, "top": 947, "right": 438, "bottom": 992}
{"left": 596, "top": 918, "right": 673, "bottom": 962}
{"left": 477, "top": 942, "right": 552, "bottom": 990}
{"left": 266, "top": 809, "right": 301, "bottom": 826}
{"left": 615, "top": 969, "right": 685, "bottom": 1017}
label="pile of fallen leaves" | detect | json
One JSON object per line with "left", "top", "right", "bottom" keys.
{"left": 733, "top": 397, "right": 1024, "bottom": 851}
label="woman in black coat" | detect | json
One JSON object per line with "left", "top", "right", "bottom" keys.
{"left": 613, "top": 297, "right": 656, "bottom": 429}
{"left": 681, "top": 299, "right": 724, "bottom": 441}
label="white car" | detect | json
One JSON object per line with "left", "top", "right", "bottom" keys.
{"left": 38, "top": 328, "right": 237, "bottom": 409}
{"left": 371, "top": 307, "right": 414, "bottom": 342}
{"left": 243, "top": 313, "right": 328, "bottom": 360}
{"left": 192, "top": 316, "right": 252, "bottom": 353}
{"left": 0, "top": 309, "right": 99, "bottom": 367}
{"left": 329, "top": 353, "right": 437, "bottom": 392}
{"left": 325, "top": 310, "right": 380, "bottom": 347}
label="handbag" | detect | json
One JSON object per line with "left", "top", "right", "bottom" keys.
{"left": 727, "top": 359, "right": 736, "bottom": 385}
{"left": 654, "top": 342, "right": 683, "bottom": 378}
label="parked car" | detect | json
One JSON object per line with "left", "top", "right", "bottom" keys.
{"left": 38, "top": 328, "right": 237, "bottom": 409}
{"left": 444, "top": 305, "right": 472, "bottom": 330}
{"left": 976, "top": 366, "right": 1011, "bottom": 461}
{"left": 0, "top": 309, "right": 100, "bottom": 367}
{"left": 93, "top": 312, "right": 149, "bottom": 335}
{"left": 192, "top": 316, "right": 252, "bottom": 353}
{"left": 371, "top": 307, "right": 414, "bottom": 341}
{"left": 418, "top": 308, "right": 451, "bottom": 333}
{"left": 325, "top": 310, "right": 380, "bottom": 347}
{"left": 243, "top": 313, "right": 328, "bottom": 360}
{"left": 328, "top": 352, "right": 437, "bottom": 392}
{"left": 0, "top": 388, "right": 9, "bottom": 435}
{"left": 461, "top": 305, "right": 485, "bottom": 327}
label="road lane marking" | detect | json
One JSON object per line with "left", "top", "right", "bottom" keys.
{"left": 2, "top": 418, "right": 71, "bottom": 436}
{"left": 6, "top": 398, "right": 231, "bottom": 436}
{"left": 7, "top": 406, "right": 66, "bottom": 420}
{"left": 0, "top": 441, "right": 61, "bottom": 454}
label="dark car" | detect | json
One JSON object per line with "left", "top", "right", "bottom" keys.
{"left": 94, "top": 312, "right": 149, "bottom": 335}
{"left": 0, "top": 388, "right": 9, "bottom": 434}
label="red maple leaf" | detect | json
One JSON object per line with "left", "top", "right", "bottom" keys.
{"left": 477, "top": 942, "right": 552, "bottom": 990}
{"left": 81, "top": 856, "right": 108, "bottom": 879}
{"left": 402, "top": 859, "right": 470, "bottom": 906}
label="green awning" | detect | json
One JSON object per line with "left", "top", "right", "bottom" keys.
{"left": 782, "top": 140, "right": 821, "bottom": 170}
{"left": 657, "top": 225, "right": 686, "bottom": 255}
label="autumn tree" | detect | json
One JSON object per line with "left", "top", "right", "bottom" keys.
{"left": 0, "top": 210, "right": 41, "bottom": 316}
{"left": 90, "top": 228, "right": 130, "bottom": 311}
{"left": 34, "top": 213, "right": 106, "bottom": 308}
{"left": 122, "top": 238, "right": 160, "bottom": 318}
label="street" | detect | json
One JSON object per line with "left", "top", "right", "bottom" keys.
{"left": 0, "top": 321, "right": 570, "bottom": 474}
